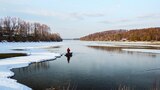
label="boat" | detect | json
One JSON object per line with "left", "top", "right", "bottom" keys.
{"left": 65, "top": 52, "right": 72, "bottom": 57}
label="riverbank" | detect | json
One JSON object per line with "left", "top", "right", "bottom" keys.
{"left": 82, "top": 41, "right": 160, "bottom": 47}
{"left": 0, "top": 53, "right": 27, "bottom": 59}
{"left": 81, "top": 41, "right": 160, "bottom": 54}
{"left": 0, "top": 52, "right": 61, "bottom": 90}
{"left": 0, "top": 42, "right": 62, "bottom": 90}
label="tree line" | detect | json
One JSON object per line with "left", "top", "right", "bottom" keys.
{"left": 80, "top": 27, "right": 160, "bottom": 41}
{"left": 0, "top": 17, "right": 62, "bottom": 42}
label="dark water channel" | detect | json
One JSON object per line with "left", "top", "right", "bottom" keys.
{"left": 12, "top": 41, "right": 160, "bottom": 90}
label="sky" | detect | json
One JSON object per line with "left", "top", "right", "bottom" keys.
{"left": 0, "top": 0, "right": 160, "bottom": 38}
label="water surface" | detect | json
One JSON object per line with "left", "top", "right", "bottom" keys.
{"left": 12, "top": 41, "right": 160, "bottom": 90}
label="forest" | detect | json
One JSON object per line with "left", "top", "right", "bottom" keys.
{"left": 0, "top": 17, "right": 62, "bottom": 42}
{"left": 80, "top": 28, "right": 160, "bottom": 41}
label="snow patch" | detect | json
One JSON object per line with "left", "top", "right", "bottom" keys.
{"left": 83, "top": 41, "right": 160, "bottom": 47}
{"left": 122, "top": 49, "right": 160, "bottom": 54}
{"left": 0, "top": 42, "right": 62, "bottom": 90}
{"left": 0, "top": 52, "right": 61, "bottom": 90}
{"left": 0, "top": 78, "right": 31, "bottom": 90}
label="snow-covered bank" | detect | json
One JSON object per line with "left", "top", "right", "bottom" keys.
{"left": 122, "top": 49, "right": 160, "bottom": 54}
{"left": 82, "top": 41, "right": 160, "bottom": 54}
{"left": 0, "top": 42, "right": 62, "bottom": 90}
{"left": 0, "top": 54, "right": 61, "bottom": 90}
{"left": 0, "top": 78, "right": 31, "bottom": 90}
{"left": 0, "top": 42, "right": 63, "bottom": 49}
{"left": 82, "top": 41, "right": 160, "bottom": 47}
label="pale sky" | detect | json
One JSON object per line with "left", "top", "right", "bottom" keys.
{"left": 0, "top": 0, "right": 160, "bottom": 38}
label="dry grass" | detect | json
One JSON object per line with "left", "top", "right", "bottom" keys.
{"left": 0, "top": 53, "right": 27, "bottom": 59}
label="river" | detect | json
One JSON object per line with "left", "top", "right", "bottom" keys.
{"left": 12, "top": 40, "right": 160, "bottom": 90}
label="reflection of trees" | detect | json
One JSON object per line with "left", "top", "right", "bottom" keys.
{"left": 46, "top": 46, "right": 61, "bottom": 53}
{"left": 151, "top": 78, "right": 160, "bottom": 90}
{"left": 113, "top": 80, "right": 160, "bottom": 90}
{"left": 46, "top": 81, "right": 160, "bottom": 90}
{"left": 16, "top": 61, "right": 50, "bottom": 74}
{"left": 117, "top": 84, "right": 133, "bottom": 90}
{"left": 32, "top": 62, "right": 50, "bottom": 71}
{"left": 88, "top": 46, "right": 157, "bottom": 58}
{"left": 88, "top": 46, "right": 123, "bottom": 53}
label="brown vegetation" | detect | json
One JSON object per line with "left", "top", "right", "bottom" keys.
{"left": 0, "top": 17, "right": 62, "bottom": 42}
{"left": 0, "top": 53, "right": 27, "bottom": 59}
{"left": 80, "top": 28, "right": 160, "bottom": 41}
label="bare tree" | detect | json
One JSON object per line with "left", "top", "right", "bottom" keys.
{"left": 0, "top": 17, "right": 62, "bottom": 42}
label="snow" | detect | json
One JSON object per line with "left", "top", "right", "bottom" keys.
{"left": 0, "top": 42, "right": 62, "bottom": 90}
{"left": 122, "top": 49, "right": 160, "bottom": 54}
{"left": 83, "top": 41, "right": 160, "bottom": 47}
{"left": 0, "top": 78, "right": 30, "bottom": 90}
{"left": 82, "top": 41, "right": 160, "bottom": 54}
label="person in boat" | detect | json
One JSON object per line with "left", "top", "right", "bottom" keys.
{"left": 67, "top": 48, "right": 70, "bottom": 53}
{"left": 66, "top": 48, "right": 72, "bottom": 63}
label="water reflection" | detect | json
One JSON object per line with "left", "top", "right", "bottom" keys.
{"left": 45, "top": 46, "right": 61, "bottom": 53}
{"left": 88, "top": 46, "right": 123, "bottom": 53}
{"left": 46, "top": 79, "right": 160, "bottom": 90}
{"left": 65, "top": 53, "right": 72, "bottom": 63}
{"left": 116, "top": 78, "right": 160, "bottom": 90}
{"left": 88, "top": 46, "right": 158, "bottom": 58}
{"left": 13, "top": 61, "right": 50, "bottom": 74}
{"left": 151, "top": 78, "right": 160, "bottom": 90}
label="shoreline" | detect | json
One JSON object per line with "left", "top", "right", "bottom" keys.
{"left": 81, "top": 40, "right": 160, "bottom": 44}
{"left": 0, "top": 42, "right": 62, "bottom": 90}
{"left": 82, "top": 41, "right": 160, "bottom": 54}
{"left": 0, "top": 53, "right": 27, "bottom": 59}
{"left": 81, "top": 41, "right": 160, "bottom": 47}
{"left": 0, "top": 52, "right": 61, "bottom": 90}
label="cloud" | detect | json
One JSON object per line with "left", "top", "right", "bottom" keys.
{"left": 100, "top": 13, "right": 160, "bottom": 25}
{"left": 82, "top": 13, "right": 105, "bottom": 17}
{"left": 15, "top": 8, "right": 105, "bottom": 20}
{"left": 17, "top": 9, "right": 61, "bottom": 17}
{"left": 15, "top": 9, "right": 75, "bottom": 20}
{"left": 69, "top": 12, "right": 105, "bottom": 20}
{"left": 0, "top": 0, "right": 33, "bottom": 4}
{"left": 99, "top": 20, "right": 113, "bottom": 24}
{"left": 68, "top": 13, "right": 84, "bottom": 20}
{"left": 117, "top": 19, "right": 132, "bottom": 23}
{"left": 100, "top": 18, "right": 132, "bottom": 24}
{"left": 137, "top": 13, "right": 160, "bottom": 19}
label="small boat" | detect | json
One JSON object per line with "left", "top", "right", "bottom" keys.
{"left": 65, "top": 52, "right": 72, "bottom": 57}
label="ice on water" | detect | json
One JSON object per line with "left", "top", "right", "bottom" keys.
{"left": 0, "top": 42, "right": 61, "bottom": 90}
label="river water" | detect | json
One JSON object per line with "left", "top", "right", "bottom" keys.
{"left": 12, "top": 40, "right": 160, "bottom": 90}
